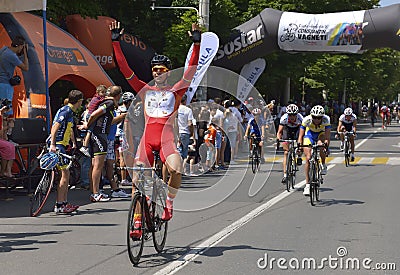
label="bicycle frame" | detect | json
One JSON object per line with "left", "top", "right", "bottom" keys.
{"left": 299, "top": 143, "right": 326, "bottom": 206}
{"left": 343, "top": 131, "right": 354, "bottom": 167}
{"left": 279, "top": 139, "right": 298, "bottom": 191}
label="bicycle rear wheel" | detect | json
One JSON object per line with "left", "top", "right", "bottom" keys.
{"left": 30, "top": 170, "right": 55, "bottom": 217}
{"left": 127, "top": 194, "right": 145, "bottom": 266}
{"left": 151, "top": 180, "right": 168, "bottom": 253}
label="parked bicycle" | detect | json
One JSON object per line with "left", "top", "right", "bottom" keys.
{"left": 298, "top": 143, "right": 327, "bottom": 206}
{"left": 29, "top": 146, "right": 78, "bottom": 217}
{"left": 125, "top": 152, "right": 168, "bottom": 266}
{"left": 279, "top": 139, "right": 300, "bottom": 191}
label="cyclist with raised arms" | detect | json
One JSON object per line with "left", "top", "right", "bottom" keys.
{"left": 276, "top": 104, "right": 303, "bottom": 183}
{"left": 337, "top": 107, "right": 357, "bottom": 161}
{"left": 297, "top": 105, "right": 331, "bottom": 196}
{"left": 110, "top": 21, "right": 201, "bottom": 229}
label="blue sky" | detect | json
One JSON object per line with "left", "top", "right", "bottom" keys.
{"left": 379, "top": 0, "right": 400, "bottom": 7}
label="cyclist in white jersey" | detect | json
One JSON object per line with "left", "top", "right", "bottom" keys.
{"left": 276, "top": 104, "right": 303, "bottom": 183}
{"left": 337, "top": 107, "right": 357, "bottom": 161}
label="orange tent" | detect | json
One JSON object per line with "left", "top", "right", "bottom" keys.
{"left": 0, "top": 12, "right": 113, "bottom": 118}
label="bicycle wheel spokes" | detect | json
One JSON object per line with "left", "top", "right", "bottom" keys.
{"left": 127, "top": 194, "right": 145, "bottom": 265}
{"left": 30, "top": 171, "right": 54, "bottom": 217}
{"left": 290, "top": 154, "right": 296, "bottom": 189}
{"left": 151, "top": 181, "right": 168, "bottom": 253}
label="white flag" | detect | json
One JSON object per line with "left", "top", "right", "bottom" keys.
{"left": 0, "top": 0, "right": 44, "bottom": 12}
{"left": 236, "top": 58, "right": 266, "bottom": 102}
{"left": 184, "top": 32, "right": 219, "bottom": 104}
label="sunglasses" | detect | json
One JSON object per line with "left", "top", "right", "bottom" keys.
{"left": 152, "top": 66, "right": 169, "bottom": 73}
{"left": 312, "top": 116, "right": 322, "bottom": 120}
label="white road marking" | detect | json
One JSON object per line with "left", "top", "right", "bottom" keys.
{"left": 155, "top": 130, "right": 377, "bottom": 275}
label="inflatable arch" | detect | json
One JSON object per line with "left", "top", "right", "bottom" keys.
{"left": 0, "top": 12, "right": 114, "bottom": 118}
{"left": 213, "top": 4, "right": 400, "bottom": 70}
{"left": 65, "top": 15, "right": 156, "bottom": 83}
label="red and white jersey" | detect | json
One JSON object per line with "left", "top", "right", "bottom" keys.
{"left": 339, "top": 113, "right": 357, "bottom": 125}
{"left": 279, "top": 113, "right": 303, "bottom": 128}
{"left": 380, "top": 105, "right": 390, "bottom": 113}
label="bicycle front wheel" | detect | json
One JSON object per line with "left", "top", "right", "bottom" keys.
{"left": 151, "top": 180, "right": 168, "bottom": 253}
{"left": 285, "top": 153, "right": 292, "bottom": 192}
{"left": 309, "top": 162, "right": 315, "bottom": 206}
{"left": 30, "top": 170, "right": 55, "bottom": 217}
{"left": 290, "top": 152, "right": 296, "bottom": 189}
{"left": 127, "top": 194, "right": 145, "bottom": 266}
{"left": 251, "top": 149, "right": 257, "bottom": 174}
{"left": 344, "top": 141, "right": 350, "bottom": 167}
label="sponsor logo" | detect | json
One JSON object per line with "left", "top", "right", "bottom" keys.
{"left": 93, "top": 135, "right": 104, "bottom": 152}
{"left": 41, "top": 44, "right": 88, "bottom": 66}
{"left": 121, "top": 33, "right": 147, "bottom": 51}
{"left": 192, "top": 47, "right": 215, "bottom": 83}
{"left": 214, "top": 25, "right": 264, "bottom": 61}
{"left": 238, "top": 66, "right": 262, "bottom": 100}
{"left": 280, "top": 23, "right": 328, "bottom": 43}
{"left": 95, "top": 55, "right": 113, "bottom": 66}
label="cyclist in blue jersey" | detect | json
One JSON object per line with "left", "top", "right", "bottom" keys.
{"left": 297, "top": 105, "right": 331, "bottom": 196}
{"left": 244, "top": 108, "right": 265, "bottom": 161}
{"left": 49, "top": 90, "right": 83, "bottom": 214}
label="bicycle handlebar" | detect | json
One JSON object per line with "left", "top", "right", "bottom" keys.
{"left": 297, "top": 143, "right": 327, "bottom": 149}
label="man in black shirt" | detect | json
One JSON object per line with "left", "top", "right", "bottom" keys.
{"left": 83, "top": 86, "right": 126, "bottom": 202}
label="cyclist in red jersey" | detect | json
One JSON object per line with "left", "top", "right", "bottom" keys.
{"left": 380, "top": 105, "right": 390, "bottom": 129}
{"left": 110, "top": 21, "right": 201, "bottom": 222}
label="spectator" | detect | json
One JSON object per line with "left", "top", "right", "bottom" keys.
{"left": 223, "top": 108, "right": 239, "bottom": 164}
{"left": 0, "top": 36, "right": 29, "bottom": 115}
{"left": 81, "top": 85, "right": 126, "bottom": 202}
{"left": 116, "top": 92, "right": 135, "bottom": 186}
{"left": 79, "top": 85, "right": 107, "bottom": 157}
{"left": 0, "top": 105, "right": 15, "bottom": 177}
{"left": 49, "top": 89, "right": 83, "bottom": 214}
{"left": 177, "top": 94, "right": 195, "bottom": 164}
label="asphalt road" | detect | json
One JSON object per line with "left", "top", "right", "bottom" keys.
{"left": 1, "top": 121, "right": 399, "bottom": 274}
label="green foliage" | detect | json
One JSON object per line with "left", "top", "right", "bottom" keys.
{"left": 43, "top": 0, "right": 399, "bottom": 103}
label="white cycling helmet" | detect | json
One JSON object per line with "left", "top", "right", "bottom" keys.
{"left": 252, "top": 108, "right": 261, "bottom": 115}
{"left": 286, "top": 104, "right": 299, "bottom": 115}
{"left": 344, "top": 107, "right": 353, "bottom": 116}
{"left": 310, "top": 105, "right": 325, "bottom": 116}
{"left": 122, "top": 92, "right": 135, "bottom": 103}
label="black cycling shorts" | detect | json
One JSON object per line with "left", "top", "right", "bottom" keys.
{"left": 90, "top": 132, "right": 107, "bottom": 156}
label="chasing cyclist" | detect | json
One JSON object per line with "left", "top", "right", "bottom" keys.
{"left": 297, "top": 105, "right": 331, "bottom": 196}
{"left": 276, "top": 104, "right": 303, "bottom": 183}
{"left": 380, "top": 105, "right": 390, "bottom": 129}
{"left": 244, "top": 108, "right": 265, "bottom": 163}
{"left": 110, "top": 21, "right": 201, "bottom": 233}
{"left": 337, "top": 107, "right": 357, "bottom": 161}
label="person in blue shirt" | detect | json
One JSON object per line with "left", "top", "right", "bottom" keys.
{"left": 244, "top": 108, "right": 265, "bottom": 162}
{"left": 0, "top": 36, "right": 29, "bottom": 115}
{"left": 49, "top": 89, "right": 83, "bottom": 214}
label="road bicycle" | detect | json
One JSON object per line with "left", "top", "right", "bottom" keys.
{"left": 299, "top": 143, "right": 326, "bottom": 206}
{"left": 248, "top": 135, "right": 261, "bottom": 173}
{"left": 279, "top": 139, "right": 299, "bottom": 192}
{"left": 382, "top": 114, "right": 389, "bottom": 130}
{"left": 342, "top": 131, "right": 354, "bottom": 167}
{"left": 29, "top": 147, "right": 78, "bottom": 217}
{"left": 126, "top": 152, "right": 168, "bottom": 266}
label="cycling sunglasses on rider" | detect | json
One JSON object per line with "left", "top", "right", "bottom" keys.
{"left": 312, "top": 116, "right": 322, "bottom": 120}
{"left": 152, "top": 65, "right": 169, "bottom": 73}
